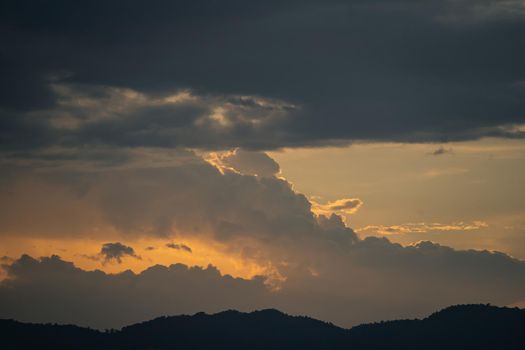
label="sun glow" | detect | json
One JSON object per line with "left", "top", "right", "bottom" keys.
{"left": 0, "top": 236, "right": 268, "bottom": 281}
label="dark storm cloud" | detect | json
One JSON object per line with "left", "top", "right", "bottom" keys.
{"left": 1, "top": 0, "right": 525, "bottom": 152}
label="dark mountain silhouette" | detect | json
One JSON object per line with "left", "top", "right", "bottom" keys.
{"left": 2, "top": 304, "right": 524, "bottom": 349}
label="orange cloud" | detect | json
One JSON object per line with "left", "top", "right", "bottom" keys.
{"left": 357, "top": 221, "right": 489, "bottom": 235}
{"left": 311, "top": 198, "right": 364, "bottom": 216}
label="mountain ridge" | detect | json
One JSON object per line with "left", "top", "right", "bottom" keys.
{"left": 2, "top": 304, "right": 524, "bottom": 349}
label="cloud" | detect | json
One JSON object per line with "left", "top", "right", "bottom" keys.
{"left": 0, "top": 256, "right": 13, "bottom": 263}
{"left": 99, "top": 242, "right": 140, "bottom": 264}
{"left": 209, "top": 149, "right": 280, "bottom": 177}
{"left": 357, "top": 221, "right": 489, "bottom": 235}
{"left": 166, "top": 243, "right": 192, "bottom": 253}
{"left": 0, "top": 84, "right": 294, "bottom": 154}
{"left": 431, "top": 147, "right": 454, "bottom": 156}
{"left": 311, "top": 198, "right": 364, "bottom": 216}
{"left": 0, "top": 255, "right": 270, "bottom": 329}
{"left": 2, "top": 238, "right": 525, "bottom": 329}
{"left": 420, "top": 168, "right": 470, "bottom": 178}
{"left": 438, "top": 0, "right": 525, "bottom": 23}
{"left": 0, "top": 256, "right": 14, "bottom": 279}
{"left": 0, "top": 150, "right": 318, "bottom": 243}
{"left": 78, "top": 242, "right": 141, "bottom": 264}
{"left": 1, "top": 1, "right": 525, "bottom": 153}
{"left": 0, "top": 141, "right": 524, "bottom": 329}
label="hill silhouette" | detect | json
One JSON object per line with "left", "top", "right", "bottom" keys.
{"left": 1, "top": 304, "right": 524, "bottom": 349}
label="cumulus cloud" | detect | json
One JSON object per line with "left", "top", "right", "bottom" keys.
{"left": 0, "top": 150, "right": 317, "bottom": 244}
{"left": 0, "top": 147, "right": 524, "bottom": 328}
{"left": 209, "top": 149, "right": 280, "bottom": 177}
{"left": 0, "top": 139, "right": 523, "bottom": 329}
{"left": 166, "top": 243, "right": 192, "bottom": 253}
{"left": 0, "top": 255, "right": 270, "bottom": 329}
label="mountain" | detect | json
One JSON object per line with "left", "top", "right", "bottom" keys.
{"left": 348, "top": 304, "right": 525, "bottom": 349}
{"left": 2, "top": 304, "right": 524, "bottom": 349}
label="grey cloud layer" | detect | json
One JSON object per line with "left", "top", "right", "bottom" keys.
{"left": 2, "top": 0, "right": 525, "bottom": 152}
{"left": 1, "top": 239, "right": 525, "bottom": 329}
{"left": 0, "top": 255, "right": 270, "bottom": 329}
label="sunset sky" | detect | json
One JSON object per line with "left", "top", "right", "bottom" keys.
{"left": 1, "top": 0, "right": 525, "bottom": 329}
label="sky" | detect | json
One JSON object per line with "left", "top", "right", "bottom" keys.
{"left": 1, "top": 0, "right": 525, "bottom": 329}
